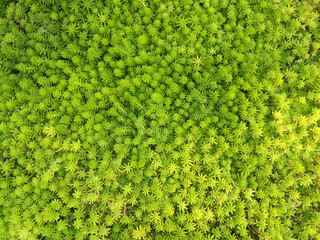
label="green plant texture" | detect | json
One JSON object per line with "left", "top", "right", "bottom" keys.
{"left": 1, "top": 0, "right": 320, "bottom": 239}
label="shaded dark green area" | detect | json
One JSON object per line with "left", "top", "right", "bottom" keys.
{"left": 0, "top": 0, "right": 18, "bottom": 17}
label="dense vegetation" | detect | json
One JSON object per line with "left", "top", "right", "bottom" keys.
{"left": 0, "top": 0, "right": 320, "bottom": 239}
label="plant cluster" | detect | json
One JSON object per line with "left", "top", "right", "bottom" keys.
{"left": 0, "top": 0, "right": 320, "bottom": 239}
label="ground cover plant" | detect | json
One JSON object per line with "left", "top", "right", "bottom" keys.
{"left": 0, "top": 0, "right": 320, "bottom": 239}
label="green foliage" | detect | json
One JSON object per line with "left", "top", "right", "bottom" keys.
{"left": 0, "top": 0, "right": 320, "bottom": 239}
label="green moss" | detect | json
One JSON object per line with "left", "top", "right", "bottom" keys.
{"left": 0, "top": 0, "right": 320, "bottom": 239}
